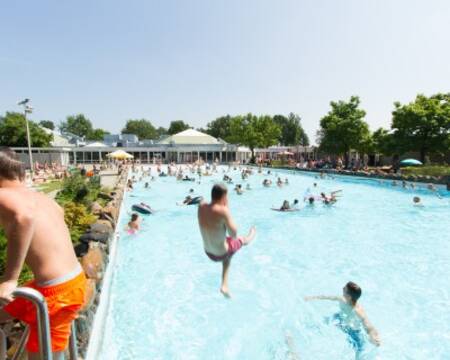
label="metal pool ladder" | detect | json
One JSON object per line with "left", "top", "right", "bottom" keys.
{"left": 0, "top": 287, "right": 78, "bottom": 360}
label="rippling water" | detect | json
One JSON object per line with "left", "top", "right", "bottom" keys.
{"left": 96, "top": 166, "right": 450, "bottom": 359}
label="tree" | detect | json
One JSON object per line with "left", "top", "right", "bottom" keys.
{"left": 88, "top": 128, "right": 110, "bottom": 141}
{"left": 229, "top": 114, "right": 281, "bottom": 161}
{"left": 372, "top": 128, "right": 394, "bottom": 156}
{"left": 60, "top": 114, "right": 93, "bottom": 138}
{"left": 390, "top": 93, "right": 450, "bottom": 163}
{"left": 317, "top": 96, "right": 370, "bottom": 167}
{"left": 273, "top": 113, "right": 309, "bottom": 146}
{"left": 168, "top": 120, "right": 190, "bottom": 135}
{"left": 122, "top": 119, "right": 156, "bottom": 140}
{"left": 39, "top": 120, "right": 55, "bottom": 130}
{"left": 155, "top": 126, "right": 168, "bottom": 139}
{"left": 0, "top": 112, "right": 53, "bottom": 147}
{"left": 205, "top": 115, "right": 233, "bottom": 141}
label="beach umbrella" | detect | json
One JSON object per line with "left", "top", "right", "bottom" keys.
{"left": 400, "top": 158, "right": 423, "bottom": 166}
{"left": 106, "top": 150, "right": 134, "bottom": 159}
{"left": 278, "top": 151, "right": 294, "bottom": 156}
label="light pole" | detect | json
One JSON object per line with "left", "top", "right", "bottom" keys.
{"left": 17, "top": 98, "right": 34, "bottom": 176}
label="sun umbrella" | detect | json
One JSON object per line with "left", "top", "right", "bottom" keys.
{"left": 400, "top": 158, "right": 422, "bottom": 166}
{"left": 106, "top": 150, "right": 134, "bottom": 159}
{"left": 278, "top": 151, "right": 294, "bottom": 156}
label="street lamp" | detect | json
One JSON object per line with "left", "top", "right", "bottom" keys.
{"left": 17, "top": 98, "right": 34, "bottom": 176}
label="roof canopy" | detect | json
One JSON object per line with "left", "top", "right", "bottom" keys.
{"left": 158, "top": 129, "right": 224, "bottom": 145}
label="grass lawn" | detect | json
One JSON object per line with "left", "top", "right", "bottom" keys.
{"left": 401, "top": 165, "right": 450, "bottom": 177}
{"left": 36, "top": 180, "right": 63, "bottom": 194}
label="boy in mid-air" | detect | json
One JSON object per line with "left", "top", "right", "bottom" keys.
{"left": 198, "top": 184, "right": 256, "bottom": 298}
{"left": 305, "top": 282, "right": 380, "bottom": 354}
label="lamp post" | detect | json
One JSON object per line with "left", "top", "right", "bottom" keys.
{"left": 17, "top": 98, "right": 34, "bottom": 176}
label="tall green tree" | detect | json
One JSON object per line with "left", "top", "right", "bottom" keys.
{"left": 205, "top": 115, "right": 233, "bottom": 141}
{"left": 88, "top": 128, "right": 110, "bottom": 141}
{"left": 122, "top": 119, "right": 156, "bottom": 140}
{"left": 229, "top": 114, "right": 281, "bottom": 161}
{"left": 155, "top": 126, "right": 168, "bottom": 139}
{"left": 317, "top": 96, "right": 370, "bottom": 167}
{"left": 273, "top": 113, "right": 309, "bottom": 146}
{"left": 0, "top": 112, "right": 53, "bottom": 147}
{"left": 168, "top": 120, "right": 190, "bottom": 135}
{"left": 39, "top": 120, "right": 55, "bottom": 130}
{"left": 60, "top": 114, "right": 93, "bottom": 138}
{"left": 372, "top": 128, "right": 394, "bottom": 156}
{"left": 390, "top": 93, "right": 450, "bottom": 163}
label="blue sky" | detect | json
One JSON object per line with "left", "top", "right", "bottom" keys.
{"left": 1, "top": 0, "right": 449, "bottom": 143}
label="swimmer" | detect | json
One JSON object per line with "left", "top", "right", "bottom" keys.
{"left": 198, "top": 184, "right": 256, "bottom": 298}
{"left": 246, "top": 183, "right": 251, "bottom": 190}
{"left": 277, "top": 178, "right": 283, "bottom": 187}
{"left": 307, "top": 196, "right": 315, "bottom": 205}
{"left": 280, "top": 200, "right": 290, "bottom": 211}
{"left": 291, "top": 199, "right": 299, "bottom": 209}
{"left": 235, "top": 184, "right": 244, "bottom": 195}
{"left": 305, "top": 282, "right": 381, "bottom": 351}
{"left": 179, "top": 195, "right": 203, "bottom": 206}
{"left": 144, "top": 182, "right": 149, "bottom": 189}
{"left": 285, "top": 178, "right": 289, "bottom": 185}
{"left": 127, "top": 179, "right": 133, "bottom": 190}
{"left": 413, "top": 196, "right": 423, "bottom": 207}
{"left": 127, "top": 213, "right": 140, "bottom": 232}
{"left": 321, "top": 192, "right": 337, "bottom": 205}
{"left": 263, "top": 179, "right": 272, "bottom": 187}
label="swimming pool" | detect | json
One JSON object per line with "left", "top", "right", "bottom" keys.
{"left": 89, "top": 166, "right": 450, "bottom": 359}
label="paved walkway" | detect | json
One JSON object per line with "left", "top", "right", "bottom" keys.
{"left": 100, "top": 170, "right": 119, "bottom": 189}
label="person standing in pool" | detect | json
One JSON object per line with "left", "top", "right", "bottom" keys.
{"left": 198, "top": 183, "right": 256, "bottom": 298}
{"left": 305, "top": 282, "right": 380, "bottom": 353}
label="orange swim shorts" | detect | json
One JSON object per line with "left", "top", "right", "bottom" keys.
{"left": 4, "top": 271, "right": 86, "bottom": 353}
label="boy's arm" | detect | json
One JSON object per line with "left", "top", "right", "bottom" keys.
{"left": 304, "top": 295, "right": 343, "bottom": 302}
{"left": 0, "top": 197, "right": 35, "bottom": 304}
{"left": 356, "top": 307, "right": 381, "bottom": 346}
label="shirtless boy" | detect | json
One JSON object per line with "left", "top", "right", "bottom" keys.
{"left": 0, "top": 148, "right": 86, "bottom": 360}
{"left": 198, "top": 184, "right": 256, "bottom": 298}
{"left": 305, "top": 281, "right": 380, "bottom": 352}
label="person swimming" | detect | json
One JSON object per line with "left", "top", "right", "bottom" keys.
{"left": 308, "top": 196, "right": 315, "bottom": 205}
{"left": 235, "top": 184, "right": 244, "bottom": 195}
{"left": 413, "top": 196, "right": 423, "bottom": 207}
{"left": 127, "top": 213, "right": 140, "bottom": 234}
{"left": 144, "top": 182, "right": 149, "bottom": 189}
{"left": 263, "top": 179, "right": 272, "bottom": 187}
{"left": 277, "top": 177, "right": 283, "bottom": 187}
{"left": 246, "top": 183, "right": 251, "bottom": 190}
{"left": 280, "top": 200, "right": 290, "bottom": 211}
{"left": 305, "top": 282, "right": 380, "bottom": 354}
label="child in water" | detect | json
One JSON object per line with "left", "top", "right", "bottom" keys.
{"left": 413, "top": 196, "right": 423, "bottom": 207}
{"left": 305, "top": 282, "right": 380, "bottom": 354}
{"left": 127, "top": 213, "right": 140, "bottom": 234}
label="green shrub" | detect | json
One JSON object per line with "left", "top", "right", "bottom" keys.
{"left": 63, "top": 202, "right": 97, "bottom": 244}
{"left": 56, "top": 174, "right": 101, "bottom": 206}
{"left": 401, "top": 165, "right": 450, "bottom": 177}
{"left": 0, "top": 230, "right": 33, "bottom": 285}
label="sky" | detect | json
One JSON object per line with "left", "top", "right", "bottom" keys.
{"left": 1, "top": 0, "right": 449, "bottom": 143}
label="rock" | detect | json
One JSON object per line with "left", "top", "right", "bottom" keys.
{"left": 80, "top": 279, "right": 97, "bottom": 312}
{"left": 90, "top": 201, "right": 103, "bottom": 215}
{"left": 80, "top": 246, "right": 104, "bottom": 281}
{"left": 89, "top": 222, "right": 113, "bottom": 236}
{"left": 95, "top": 219, "right": 114, "bottom": 232}
{"left": 102, "top": 205, "right": 118, "bottom": 221}
{"left": 75, "top": 242, "right": 89, "bottom": 257}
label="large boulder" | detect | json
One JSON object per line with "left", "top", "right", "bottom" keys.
{"left": 80, "top": 245, "right": 104, "bottom": 281}
{"left": 80, "top": 279, "right": 97, "bottom": 312}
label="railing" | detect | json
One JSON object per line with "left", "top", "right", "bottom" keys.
{"left": 0, "top": 288, "right": 78, "bottom": 360}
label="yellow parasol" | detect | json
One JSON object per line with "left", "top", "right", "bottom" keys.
{"left": 106, "top": 150, "right": 134, "bottom": 159}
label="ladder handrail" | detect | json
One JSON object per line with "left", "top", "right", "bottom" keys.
{"left": 12, "top": 288, "right": 52, "bottom": 360}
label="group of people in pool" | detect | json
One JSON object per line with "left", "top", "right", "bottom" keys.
{"left": 125, "top": 164, "right": 383, "bottom": 355}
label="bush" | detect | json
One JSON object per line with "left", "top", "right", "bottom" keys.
{"left": 56, "top": 174, "right": 101, "bottom": 206}
{"left": 401, "top": 165, "right": 450, "bottom": 177}
{"left": 63, "top": 202, "right": 97, "bottom": 244}
{"left": 0, "top": 230, "right": 33, "bottom": 285}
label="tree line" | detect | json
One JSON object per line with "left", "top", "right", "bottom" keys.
{"left": 0, "top": 92, "right": 448, "bottom": 165}
{"left": 317, "top": 93, "right": 450, "bottom": 166}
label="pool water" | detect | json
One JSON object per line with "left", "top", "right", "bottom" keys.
{"left": 93, "top": 166, "right": 450, "bottom": 360}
